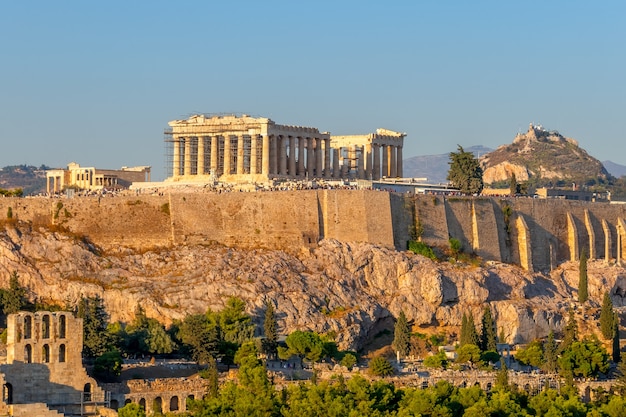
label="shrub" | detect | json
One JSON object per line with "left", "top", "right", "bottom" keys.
{"left": 408, "top": 240, "right": 437, "bottom": 260}
{"left": 340, "top": 353, "right": 357, "bottom": 370}
{"left": 449, "top": 238, "right": 462, "bottom": 256}
{"left": 368, "top": 356, "right": 394, "bottom": 377}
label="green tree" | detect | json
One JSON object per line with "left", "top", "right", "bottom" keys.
{"left": 76, "top": 296, "right": 111, "bottom": 357}
{"left": 558, "top": 336, "right": 610, "bottom": 378}
{"left": 480, "top": 305, "right": 497, "bottom": 352}
{"left": 600, "top": 292, "right": 615, "bottom": 340}
{"left": 578, "top": 250, "right": 588, "bottom": 303}
{"left": 204, "top": 355, "right": 219, "bottom": 399}
{"left": 560, "top": 308, "right": 578, "bottom": 352}
{"left": 613, "top": 311, "right": 621, "bottom": 364}
{"left": 423, "top": 351, "right": 448, "bottom": 369}
{"left": 178, "top": 313, "right": 219, "bottom": 363}
{"left": 93, "top": 350, "right": 123, "bottom": 381}
{"left": 447, "top": 145, "right": 484, "bottom": 195}
{"left": 0, "top": 271, "right": 28, "bottom": 315}
{"left": 117, "top": 403, "right": 146, "bottom": 417}
{"left": 219, "top": 297, "right": 255, "bottom": 345}
{"left": 392, "top": 310, "right": 411, "bottom": 358}
{"left": 278, "top": 330, "right": 324, "bottom": 367}
{"left": 509, "top": 173, "right": 519, "bottom": 196}
{"left": 460, "top": 312, "right": 479, "bottom": 347}
{"left": 340, "top": 353, "right": 357, "bottom": 370}
{"left": 262, "top": 300, "right": 278, "bottom": 359}
{"left": 542, "top": 330, "right": 558, "bottom": 373}
{"left": 456, "top": 344, "right": 482, "bottom": 368}
{"left": 368, "top": 356, "right": 394, "bottom": 377}
{"left": 495, "top": 359, "right": 509, "bottom": 392}
{"left": 515, "top": 340, "right": 544, "bottom": 368}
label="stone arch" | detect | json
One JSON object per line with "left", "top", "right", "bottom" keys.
{"left": 42, "top": 344, "right": 50, "bottom": 363}
{"left": 139, "top": 398, "right": 146, "bottom": 410}
{"left": 153, "top": 397, "right": 163, "bottom": 414}
{"left": 110, "top": 399, "right": 119, "bottom": 410}
{"left": 486, "top": 382, "right": 492, "bottom": 393}
{"left": 524, "top": 383, "right": 531, "bottom": 393}
{"left": 24, "top": 315, "right": 32, "bottom": 339}
{"left": 24, "top": 344, "right": 32, "bottom": 363}
{"left": 42, "top": 314, "right": 51, "bottom": 339}
{"left": 3, "top": 383, "right": 13, "bottom": 404}
{"left": 187, "top": 394, "right": 194, "bottom": 403}
{"left": 59, "top": 315, "right": 66, "bottom": 338}
{"left": 124, "top": 399, "right": 132, "bottom": 405}
{"left": 59, "top": 344, "right": 66, "bottom": 363}
{"left": 170, "top": 396, "right": 179, "bottom": 412}
{"left": 83, "top": 383, "right": 92, "bottom": 401}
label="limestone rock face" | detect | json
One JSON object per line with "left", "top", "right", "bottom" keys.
{"left": 0, "top": 225, "right": 624, "bottom": 350}
{"left": 482, "top": 161, "right": 531, "bottom": 185}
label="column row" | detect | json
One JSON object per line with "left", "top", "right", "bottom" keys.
{"left": 172, "top": 137, "right": 403, "bottom": 180}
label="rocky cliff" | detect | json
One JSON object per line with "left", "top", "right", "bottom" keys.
{"left": 1, "top": 223, "right": 624, "bottom": 351}
{"left": 481, "top": 124, "right": 609, "bottom": 185}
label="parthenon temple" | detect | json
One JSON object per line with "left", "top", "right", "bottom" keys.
{"left": 165, "top": 114, "right": 405, "bottom": 183}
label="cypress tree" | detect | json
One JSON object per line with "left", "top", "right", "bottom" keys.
{"left": 467, "top": 313, "right": 479, "bottom": 347}
{"left": 578, "top": 250, "right": 588, "bottom": 303}
{"left": 460, "top": 313, "right": 469, "bottom": 346}
{"left": 262, "top": 300, "right": 278, "bottom": 359}
{"left": 613, "top": 311, "right": 621, "bottom": 364}
{"left": 392, "top": 310, "right": 411, "bottom": 358}
{"left": 509, "top": 173, "right": 518, "bottom": 196}
{"left": 542, "top": 330, "right": 558, "bottom": 373}
{"left": 495, "top": 359, "right": 509, "bottom": 391}
{"left": 600, "top": 292, "right": 615, "bottom": 340}
{"left": 480, "top": 305, "right": 497, "bottom": 352}
{"left": 460, "top": 312, "right": 479, "bottom": 347}
{"left": 560, "top": 308, "right": 578, "bottom": 352}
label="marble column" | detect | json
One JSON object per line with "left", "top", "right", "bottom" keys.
{"left": 297, "top": 137, "right": 305, "bottom": 177}
{"left": 397, "top": 146, "right": 403, "bottom": 178}
{"left": 382, "top": 145, "right": 389, "bottom": 178}
{"left": 173, "top": 137, "right": 181, "bottom": 177}
{"left": 279, "top": 136, "right": 288, "bottom": 175}
{"left": 365, "top": 143, "right": 373, "bottom": 180}
{"left": 197, "top": 136, "right": 205, "bottom": 175}
{"left": 307, "top": 137, "right": 315, "bottom": 178}
{"left": 270, "top": 135, "right": 277, "bottom": 175}
{"left": 250, "top": 135, "right": 258, "bottom": 175}
{"left": 332, "top": 148, "right": 340, "bottom": 178}
{"left": 223, "top": 134, "right": 231, "bottom": 175}
{"left": 184, "top": 137, "right": 192, "bottom": 176}
{"left": 373, "top": 144, "right": 381, "bottom": 180}
{"left": 315, "top": 138, "right": 323, "bottom": 178}
{"left": 357, "top": 145, "right": 365, "bottom": 179}
{"left": 289, "top": 136, "right": 296, "bottom": 176}
{"left": 210, "top": 136, "right": 218, "bottom": 175}
{"left": 390, "top": 145, "right": 397, "bottom": 178}
{"left": 324, "top": 139, "right": 331, "bottom": 178}
{"left": 237, "top": 134, "right": 245, "bottom": 174}
{"left": 262, "top": 134, "right": 270, "bottom": 176}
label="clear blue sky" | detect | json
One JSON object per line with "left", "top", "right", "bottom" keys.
{"left": 1, "top": 1, "right": 624, "bottom": 180}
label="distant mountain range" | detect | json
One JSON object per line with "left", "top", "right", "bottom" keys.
{"left": 403, "top": 145, "right": 493, "bottom": 184}
{"left": 603, "top": 160, "right": 626, "bottom": 178}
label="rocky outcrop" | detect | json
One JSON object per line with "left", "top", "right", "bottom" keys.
{"left": 0, "top": 224, "right": 624, "bottom": 350}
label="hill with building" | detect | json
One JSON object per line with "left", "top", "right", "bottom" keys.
{"left": 481, "top": 124, "right": 609, "bottom": 187}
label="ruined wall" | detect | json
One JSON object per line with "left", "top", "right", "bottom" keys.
{"left": 0, "top": 193, "right": 625, "bottom": 271}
